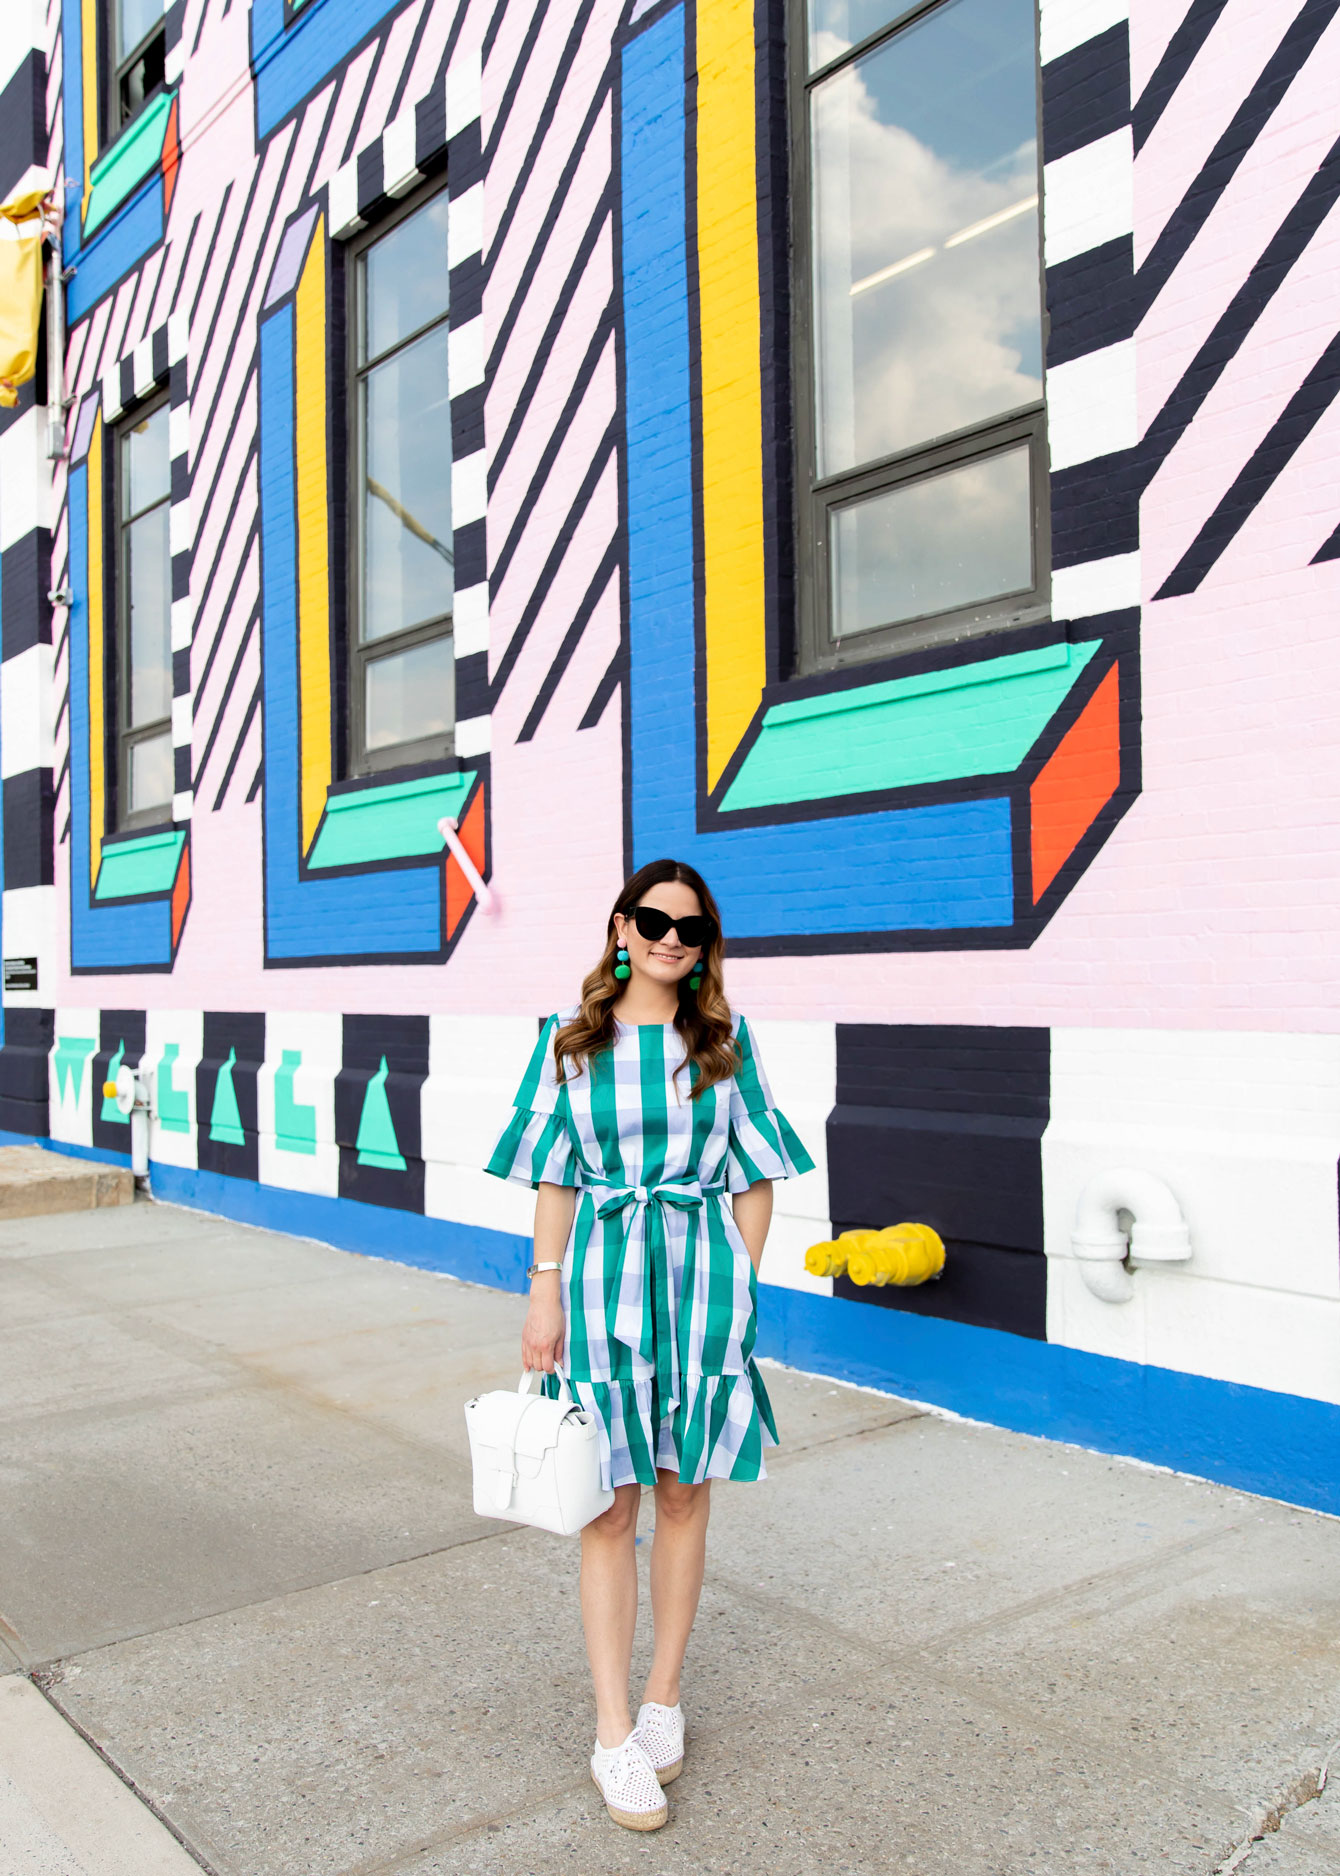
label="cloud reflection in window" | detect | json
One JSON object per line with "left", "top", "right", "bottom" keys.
{"left": 810, "top": 0, "right": 1043, "bottom": 479}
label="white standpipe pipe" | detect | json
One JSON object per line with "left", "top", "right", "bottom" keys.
{"left": 437, "top": 815, "right": 496, "bottom": 913}
{"left": 107, "top": 1064, "right": 151, "bottom": 1184}
{"left": 130, "top": 1103, "right": 149, "bottom": 1178}
{"left": 45, "top": 236, "right": 66, "bottom": 460}
{"left": 1070, "top": 1167, "right": 1192, "bottom": 1304}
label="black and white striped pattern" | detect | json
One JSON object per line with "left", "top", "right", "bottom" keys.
{"left": 443, "top": 44, "right": 488, "bottom": 753}
{"left": 161, "top": 0, "right": 187, "bottom": 89}
{"left": 326, "top": 81, "right": 451, "bottom": 235}
{"left": 0, "top": 0, "right": 47, "bottom": 211}
{"left": 0, "top": 387, "right": 57, "bottom": 1005}
{"left": 480, "top": 0, "right": 624, "bottom": 746}
{"left": 0, "top": 0, "right": 57, "bottom": 1029}
{"left": 98, "top": 313, "right": 193, "bottom": 823}
{"left": 1041, "top": 0, "right": 1340, "bottom": 603}
{"left": 1040, "top": 0, "right": 1139, "bottom": 623}
{"left": 328, "top": 46, "right": 488, "bottom": 754}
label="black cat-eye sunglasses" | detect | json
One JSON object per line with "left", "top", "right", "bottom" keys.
{"left": 628, "top": 905, "right": 716, "bottom": 949}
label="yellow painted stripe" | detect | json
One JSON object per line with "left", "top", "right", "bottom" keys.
{"left": 696, "top": 0, "right": 767, "bottom": 791}
{"left": 86, "top": 411, "right": 104, "bottom": 887}
{"left": 295, "top": 218, "right": 332, "bottom": 855}
{"left": 80, "top": 0, "right": 98, "bottom": 219}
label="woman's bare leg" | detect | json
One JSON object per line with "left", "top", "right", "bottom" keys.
{"left": 580, "top": 1484, "right": 642, "bottom": 1746}
{"left": 643, "top": 1473, "right": 712, "bottom": 1707}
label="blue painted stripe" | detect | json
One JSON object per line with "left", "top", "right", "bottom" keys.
{"left": 61, "top": 0, "right": 83, "bottom": 263}
{"left": 67, "top": 463, "right": 175, "bottom": 968}
{"left": 67, "top": 180, "right": 165, "bottom": 324}
{"left": 152, "top": 1161, "right": 532, "bottom": 1291}
{"left": 251, "top": 0, "right": 402, "bottom": 139}
{"left": 7, "top": 1125, "right": 1333, "bottom": 1517}
{"left": 7, "top": 1125, "right": 1328, "bottom": 1508}
{"left": 258, "top": 309, "right": 447, "bottom": 960}
{"left": 755, "top": 1285, "right": 1340, "bottom": 1519}
{"left": 620, "top": 9, "right": 1014, "bottom": 939}
{"left": 0, "top": 1129, "right": 132, "bottom": 1167}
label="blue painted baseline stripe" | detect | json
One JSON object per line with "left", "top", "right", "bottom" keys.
{"left": 6, "top": 1127, "right": 1336, "bottom": 1518}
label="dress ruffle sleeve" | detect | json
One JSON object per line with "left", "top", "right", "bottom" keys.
{"left": 484, "top": 1014, "right": 579, "bottom": 1188}
{"left": 725, "top": 1015, "right": 816, "bottom": 1193}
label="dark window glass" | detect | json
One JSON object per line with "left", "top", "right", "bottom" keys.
{"left": 830, "top": 441, "right": 1033, "bottom": 638}
{"left": 364, "top": 636, "right": 456, "bottom": 753}
{"left": 112, "top": 0, "right": 167, "bottom": 138}
{"left": 797, "top": 0, "right": 1048, "bottom": 669}
{"left": 360, "top": 328, "right": 453, "bottom": 643}
{"left": 349, "top": 190, "right": 454, "bottom": 773}
{"left": 116, "top": 400, "right": 173, "bottom": 825}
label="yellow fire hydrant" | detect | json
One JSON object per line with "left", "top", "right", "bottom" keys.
{"left": 805, "top": 1222, "right": 945, "bottom": 1286}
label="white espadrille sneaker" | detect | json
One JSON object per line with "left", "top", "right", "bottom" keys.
{"left": 590, "top": 1731, "right": 668, "bottom": 1830}
{"left": 635, "top": 1701, "right": 684, "bottom": 1785}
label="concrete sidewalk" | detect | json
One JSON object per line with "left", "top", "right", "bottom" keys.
{"left": 1, "top": 1200, "right": 1338, "bottom": 1876}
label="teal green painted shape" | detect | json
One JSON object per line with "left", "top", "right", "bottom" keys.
{"left": 356, "top": 1056, "right": 406, "bottom": 1170}
{"left": 209, "top": 1046, "right": 246, "bottom": 1145}
{"left": 53, "top": 1036, "right": 96, "bottom": 1106}
{"left": 275, "top": 1049, "right": 317, "bottom": 1156}
{"left": 157, "top": 1043, "right": 190, "bottom": 1133}
{"left": 84, "top": 91, "right": 173, "bottom": 237}
{"left": 721, "top": 641, "right": 1102, "bottom": 811}
{"left": 307, "top": 770, "right": 476, "bottom": 869}
{"left": 100, "top": 1041, "right": 129, "bottom": 1125}
{"left": 95, "top": 828, "right": 186, "bottom": 900}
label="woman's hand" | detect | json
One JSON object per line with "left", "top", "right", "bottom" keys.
{"left": 522, "top": 1276, "right": 565, "bottom": 1373}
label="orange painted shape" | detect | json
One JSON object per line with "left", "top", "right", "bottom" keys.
{"left": 170, "top": 837, "right": 191, "bottom": 949}
{"left": 1030, "top": 662, "right": 1121, "bottom": 902}
{"left": 444, "top": 785, "right": 486, "bottom": 941}
{"left": 162, "top": 96, "right": 180, "bottom": 214}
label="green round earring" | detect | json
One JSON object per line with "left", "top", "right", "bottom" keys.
{"left": 688, "top": 968, "right": 703, "bottom": 991}
{"left": 614, "top": 945, "right": 631, "bottom": 981}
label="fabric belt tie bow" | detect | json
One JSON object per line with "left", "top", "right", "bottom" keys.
{"left": 588, "top": 1178, "right": 725, "bottom": 1409}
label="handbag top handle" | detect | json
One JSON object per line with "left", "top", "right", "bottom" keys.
{"left": 518, "top": 1364, "right": 578, "bottom": 1405}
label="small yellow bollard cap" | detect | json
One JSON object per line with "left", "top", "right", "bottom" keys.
{"left": 102, "top": 1080, "right": 119, "bottom": 1099}
{"left": 804, "top": 1238, "right": 848, "bottom": 1279}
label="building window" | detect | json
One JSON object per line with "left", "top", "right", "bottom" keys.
{"left": 114, "top": 398, "right": 173, "bottom": 827}
{"left": 348, "top": 188, "right": 454, "bottom": 774}
{"left": 795, "top": 0, "right": 1047, "bottom": 671}
{"left": 108, "top": 0, "right": 167, "bottom": 143}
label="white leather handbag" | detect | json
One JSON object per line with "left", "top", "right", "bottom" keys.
{"left": 464, "top": 1367, "right": 614, "bottom": 1535}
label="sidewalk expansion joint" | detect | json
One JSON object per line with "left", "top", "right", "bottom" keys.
{"left": 29, "top": 1671, "right": 223, "bottom": 1875}
{"left": 337, "top": 1773, "right": 595, "bottom": 1876}
{"left": 712, "top": 1514, "right": 1244, "bottom": 1676}
{"left": 27, "top": 1518, "right": 534, "bottom": 1674}
{"left": 769, "top": 1408, "right": 929, "bottom": 1466}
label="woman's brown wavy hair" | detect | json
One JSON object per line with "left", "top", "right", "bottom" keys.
{"left": 553, "top": 859, "right": 738, "bottom": 1099}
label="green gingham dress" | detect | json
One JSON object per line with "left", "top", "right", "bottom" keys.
{"left": 485, "top": 1012, "right": 814, "bottom": 1489}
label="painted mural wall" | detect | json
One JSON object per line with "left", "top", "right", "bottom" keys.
{"left": 1, "top": 0, "right": 1339, "bottom": 1509}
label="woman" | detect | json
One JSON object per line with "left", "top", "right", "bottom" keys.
{"left": 485, "top": 858, "right": 812, "bottom": 1831}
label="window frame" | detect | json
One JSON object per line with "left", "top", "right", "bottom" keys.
{"left": 789, "top": 0, "right": 1050, "bottom": 678}
{"left": 103, "top": 0, "right": 168, "bottom": 151}
{"left": 343, "top": 179, "right": 455, "bottom": 779}
{"left": 111, "top": 391, "right": 174, "bottom": 833}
